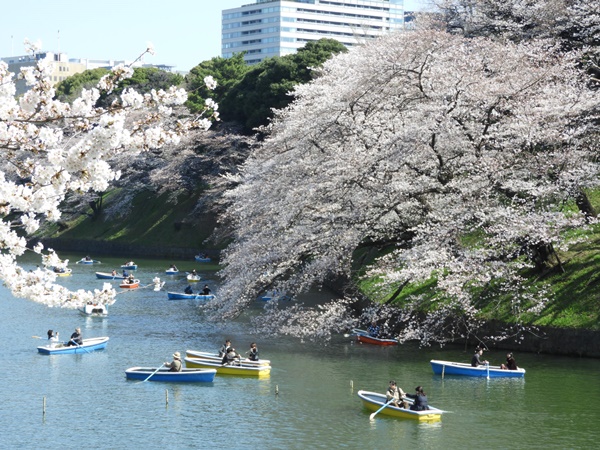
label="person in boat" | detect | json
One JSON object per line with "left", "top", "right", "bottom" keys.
{"left": 223, "top": 348, "right": 240, "bottom": 365}
{"left": 122, "top": 269, "right": 129, "bottom": 277}
{"left": 219, "top": 339, "right": 232, "bottom": 358}
{"left": 471, "top": 347, "right": 488, "bottom": 367}
{"left": 47, "top": 329, "right": 60, "bottom": 348}
{"left": 85, "top": 255, "right": 91, "bottom": 261}
{"left": 169, "top": 264, "right": 178, "bottom": 271}
{"left": 368, "top": 321, "right": 380, "bottom": 338}
{"left": 247, "top": 342, "right": 259, "bottom": 361}
{"left": 184, "top": 285, "right": 193, "bottom": 295}
{"left": 127, "top": 274, "right": 135, "bottom": 284}
{"left": 53, "top": 266, "right": 65, "bottom": 273}
{"left": 202, "top": 284, "right": 211, "bottom": 296}
{"left": 501, "top": 352, "right": 518, "bottom": 370}
{"left": 164, "top": 352, "right": 182, "bottom": 372}
{"left": 385, "top": 380, "right": 408, "bottom": 409}
{"left": 406, "top": 386, "right": 430, "bottom": 411}
{"left": 67, "top": 327, "right": 83, "bottom": 346}
{"left": 111, "top": 269, "right": 117, "bottom": 276}
{"left": 191, "top": 269, "right": 198, "bottom": 276}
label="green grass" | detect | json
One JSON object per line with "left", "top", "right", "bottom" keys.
{"left": 39, "top": 188, "right": 222, "bottom": 251}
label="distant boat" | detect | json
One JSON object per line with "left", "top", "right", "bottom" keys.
{"left": 79, "top": 302, "right": 108, "bottom": 317}
{"left": 76, "top": 258, "right": 100, "bottom": 265}
{"left": 125, "top": 367, "right": 217, "bottom": 383}
{"left": 194, "top": 255, "right": 211, "bottom": 263}
{"left": 96, "top": 271, "right": 125, "bottom": 280}
{"left": 430, "top": 360, "right": 526, "bottom": 378}
{"left": 353, "top": 329, "right": 398, "bottom": 346}
{"left": 165, "top": 268, "right": 179, "bottom": 275}
{"left": 357, "top": 390, "right": 445, "bottom": 422}
{"left": 167, "top": 292, "right": 215, "bottom": 300}
{"left": 187, "top": 274, "right": 201, "bottom": 282}
{"left": 120, "top": 279, "right": 140, "bottom": 289}
{"left": 37, "top": 337, "right": 109, "bottom": 355}
{"left": 50, "top": 268, "right": 72, "bottom": 277}
{"left": 120, "top": 263, "right": 137, "bottom": 270}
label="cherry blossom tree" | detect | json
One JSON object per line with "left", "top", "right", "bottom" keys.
{"left": 0, "top": 41, "right": 216, "bottom": 309}
{"left": 212, "top": 29, "right": 599, "bottom": 343}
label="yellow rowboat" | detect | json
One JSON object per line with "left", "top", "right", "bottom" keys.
{"left": 185, "top": 349, "right": 270, "bottom": 366}
{"left": 184, "top": 357, "right": 271, "bottom": 377}
{"left": 49, "top": 268, "right": 72, "bottom": 277}
{"left": 357, "top": 390, "right": 445, "bottom": 422}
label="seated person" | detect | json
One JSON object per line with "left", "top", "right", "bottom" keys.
{"left": 222, "top": 348, "right": 239, "bottom": 365}
{"left": 165, "top": 352, "right": 182, "bottom": 372}
{"left": 471, "top": 347, "right": 488, "bottom": 367}
{"left": 368, "top": 321, "right": 380, "bottom": 338}
{"left": 247, "top": 342, "right": 259, "bottom": 361}
{"left": 406, "top": 386, "right": 429, "bottom": 411}
{"left": 66, "top": 327, "right": 83, "bottom": 346}
{"left": 202, "top": 285, "right": 211, "bottom": 295}
{"left": 184, "top": 285, "right": 193, "bottom": 295}
{"left": 501, "top": 353, "right": 518, "bottom": 370}
{"left": 386, "top": 380, "right": 408, "bottom": 408}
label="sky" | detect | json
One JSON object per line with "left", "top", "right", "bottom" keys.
{"left": 2, "top": 0, "right": 429, "bottom": 73}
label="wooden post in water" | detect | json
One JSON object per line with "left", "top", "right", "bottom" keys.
{"left": 442, "top": 365, "right": 445, "bottom": 379}
{"left": 165, "top": 389, "right": 169, "bottom": 405}
{"left": 275, "top": 385, "right": 279, "bottom": 396}
{"left": 43, "top": 396, "right": 46, "bottom": 416}
{"left": 350, "top": 380, "right": 353, "bottom": 392}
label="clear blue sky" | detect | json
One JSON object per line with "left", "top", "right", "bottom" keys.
{"left": 2, "top": 0, "right": 428, "bottom": 72}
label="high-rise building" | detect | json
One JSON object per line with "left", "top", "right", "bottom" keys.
{"left": 222, "top": 0, "right": 405, "bottom": 64}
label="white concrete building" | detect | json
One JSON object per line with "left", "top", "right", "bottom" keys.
{"left": 222, "top": 0, "right": 405, "bottom": 64}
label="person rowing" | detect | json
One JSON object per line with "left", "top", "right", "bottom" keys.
{"left": 66, "top": 327, "right": 83, "bottom": 346}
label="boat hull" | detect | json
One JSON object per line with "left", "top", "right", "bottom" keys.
{"left": 185, "top": 349, "right": 270, "bottom": 366}
{"left": 430, "top": 360, "right": 526, "bottom": 378}
{"left": 120, "top": 264, "right": 137, "bottom": 270}
{"left": 187, "top": 275, "right": 201, "bottom": 282}
{"left": 354, "top": 330, "right": 398, "bottom": 346}
{"left": 37, "top": 337, "right": 109, "bottom": 354}
{"left": 51, "top": 268, "right": 72, "bottom": 277}
{"left": 165, "top": 270, "right": 179, "bottom": 275}
{"left": 184, "top": 357, "right": 271, "bottom": 377}
{"left": 120, "top": 280, "right": 140, "bottom": 289}
{"left": 96, "top": 272, "right": 125, "bottom": 280}
{"left": 357, "top": 390, "right": 444, "bottom": 421}
{"left": 125, "top": 367, "right": 217, "bottom": 383}
{"left": 167, "top": 292, "right": 214, "bottom": 300}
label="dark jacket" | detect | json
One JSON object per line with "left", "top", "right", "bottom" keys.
{"left": 407, "top": 393, "right": 429, "bottom": 411}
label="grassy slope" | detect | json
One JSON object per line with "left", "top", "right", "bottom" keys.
{"left": 38, "top": 188, "right": 221, "bottom": 250}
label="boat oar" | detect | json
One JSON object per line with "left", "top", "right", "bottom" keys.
{"left": 140, "top": 364, "right": 165, "bottom": 383}
{"left": 67, "top": 339, "right": 91, "bottom": 354}
{"left": 369, "top": 399, "right": 394, "bottom": 420}
{"left": 486, "top": 363, "right": 490, "bottom": 380}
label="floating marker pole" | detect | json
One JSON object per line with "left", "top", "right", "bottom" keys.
{"left": 165, "top": 389, "right": 169, "bottom": 406}
{"left": 43, "top": 396, "right": 46, "bottom": 415}
{"left": 275, "top": 385, "right": 279, "bottom": 396}
{"left": 442, "top": 365, "right": 445, "bottom": 379}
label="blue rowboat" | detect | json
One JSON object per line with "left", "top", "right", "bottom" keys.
{"left": 96, "top": 271, "right": 125, "bottom": 280}
{"left": 167, "top": 292, "right": 215, "bottom": 300}
{"left": 125, "top": 367, "right": 217, "bottom": 383}
{"left": 120, "top": 264, "right": 137, "bottom": 270}
{"left": 77, "top": 258, "right": 100, "bottom": 265}
{"left": 357, "top": 390, "right": 445, "bottom": 422}
{"left": 194, "top": 255, "right": 211, "bottom": 262}
{"left": 37, "top": 337, "right": 109, "bottom": 355}
{"left": 165, "top": 269, "right": 179, "bottom": 275}
{"left": 430, "top": 360, "right": 526, "bottom": 378}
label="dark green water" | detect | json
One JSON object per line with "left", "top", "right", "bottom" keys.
{"left": 1, "top": 254, "right": 599, "bottom": 449}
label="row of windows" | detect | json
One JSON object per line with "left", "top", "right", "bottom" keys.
{"left": 296, "top": 6, "right": 392, "bottom": 21}
{"left": 293, "top": 16, "right": 384, "bottom": 29}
